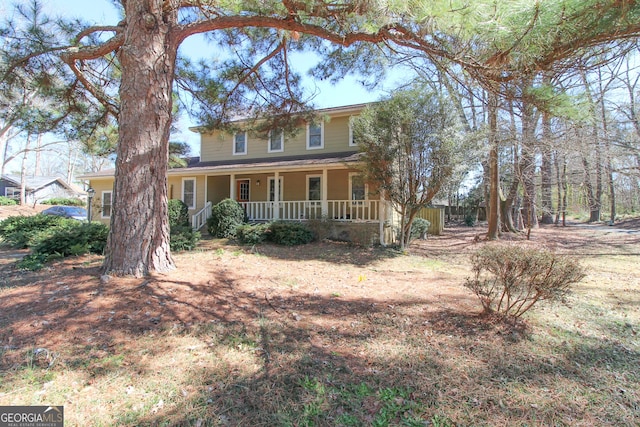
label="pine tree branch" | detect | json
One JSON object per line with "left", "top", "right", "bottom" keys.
{"left": 63, "top": 60, "right": 119, "bottom": 116}
{"left": 219, "top": 41, "right": 285, "bottom": 115}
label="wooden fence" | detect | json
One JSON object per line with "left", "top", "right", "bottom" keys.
{"left": 416, "top": 207, "right": 445, "bottom": 235}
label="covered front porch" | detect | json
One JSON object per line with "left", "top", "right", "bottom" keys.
{"left": 188, "top": 167, "right": 387, "bottom": 231}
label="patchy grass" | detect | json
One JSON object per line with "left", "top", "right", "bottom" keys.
{"left": 0, "top": 224, "right": 638, "bottom": 426}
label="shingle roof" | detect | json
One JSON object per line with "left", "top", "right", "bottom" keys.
{"left": 1, "top": 174, "right": 77, "bottom": 192}
{"left": 79, "top": 151, "right": 363, "bottom": 179}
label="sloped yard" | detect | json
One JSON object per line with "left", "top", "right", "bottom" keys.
{"left": 0, "top": 221, "right": 638, "bottom": 426}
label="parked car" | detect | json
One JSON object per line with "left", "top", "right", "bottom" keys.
{"left": 41, "top": 205, "right": 87, "bottom": 221}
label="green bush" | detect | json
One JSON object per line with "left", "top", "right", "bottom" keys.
{"left": 464, "top": 244, "right": 586, "bottom": 319}
{"left": 207, "top": 198, "right": 246, "bottom": 238}
{"left": 168, "top": 199, "right": 190, "bottom": 227}
{"left": 0, "top": 196, "right": 17, "bottom": 206}
{"left": 30, "top": 221, "right": 109, "bottom": 257}
{"left": 170, "top": 225, "right": 201, "bottom": 252}
{"left": 168, "top": 199, "right": 200, "bottom": 251}
{"left": 235, "top": 223, "right": 270, "bottom": 245}
{"left": 41, "top": 198, "right": 85, "bottom": 206}
{"left": 16, "top": 253, "right": 48, "bottom": 271}
{"left": 267, "top": 221, "right": 314, "bottom": 246}
{"left": 16, "top": 221, "right": 109, "bottom": 270}
{"left": 464, "top": 214, "right": 476, "bottom": 227}
{"left": 0, "top": 215, "right": 69, "bottom": 248}
{"left": 410, "top": 218, "right": 431, "bottom": 241}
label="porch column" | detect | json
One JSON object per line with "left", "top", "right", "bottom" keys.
{"left": 204, "top": 175, "right": 208, "bottom": 205}
{"left": 229, "top": 174, "right": 236, "bottom": 200}
{"left": 274, "top": 171, "right": 280, "bottom": 220}
{"left": 321, "top": 168, "right": 328, "bottom": 217}
{"left": 379, "top": 190, "right": 386, "bottom": 246}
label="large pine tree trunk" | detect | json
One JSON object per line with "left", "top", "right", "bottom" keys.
{"left": 103, "top": 0, "right": 178, "bottom": 277}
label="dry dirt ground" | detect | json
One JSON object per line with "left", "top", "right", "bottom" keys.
{"left": 0, "top": 207, "right": 639, "bottom": 426}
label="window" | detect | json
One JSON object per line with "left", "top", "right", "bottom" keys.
{"left": 306, "top": 123, "right": 324, "bottom": 149}
{"left": 349, "top": 119, "right": 357, "bottom": 147}
{"left": 268, "top": 129, "right": 284, "bottom": 153}
{"left": 4, "top": 187, "right": 19, "bottom": 199}
{"left": 307, "top": 176, "right": 322, "bottom": 201}
{"left": 182, "top": 178, "right": 196, "bottom": 209}
{"left": 268, "top": 177, "right": 283, "bottom": 202}
{"left": 101, "top": 191, "right": 113, "bottom": 218}
{"left": 233, "top": 132, "right": 247, "bottom": 155}
{"left": 349, "top": 173, "right": 367, "bottom": 201}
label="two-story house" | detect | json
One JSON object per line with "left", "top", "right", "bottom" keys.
{"left": 81, "top": 103, "right": 398, "bottom": 244}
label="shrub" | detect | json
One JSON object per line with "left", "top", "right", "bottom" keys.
{"left": 16, "top": 253, "right": 48, "bottom": 271}
{"left": 168, "top": 199, "right": 200, "bottom": 251}
{"left": 464, "top": 244, "right": 586, "bottom": 319}
{"left": 0, "top": 215, "right": 68, "bottom": 248}
{"left": 235, "top": 223, "right": 270, "bottom": 245}
{"left": 410, "top": 218, "right": 431, "bottom": 241}
{"left": 41, "top": 198, "right": 85, "bottom": 206}
{"left": 30, "top": 221, "right": 109, "bottom": 258}
{"left": 0, "top": 196, "right": 17, "bottom": 206}
{"left": 168, "top": 199, "right": 190, "bottom": 227}
{"left": 464, "top": 214, "right": 476, "bottom": 227}
{"left": 170, "top": 225, "right": 201, "bottom": 252}
{"left": 267, "top": 221, "right": 314, "bottom": 246}
{"left": 16, "top": 221, "right": 109, "bottom": 270}
{"left": 207, "top": 198, "right": 246, "bottom": 238}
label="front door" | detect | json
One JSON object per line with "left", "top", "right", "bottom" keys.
{"left": 236, "top": 179, "right": 250, "bottom": 202}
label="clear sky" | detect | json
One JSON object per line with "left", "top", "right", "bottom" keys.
{"left": 20, "top": 0, "right": 405, "bottom": 153}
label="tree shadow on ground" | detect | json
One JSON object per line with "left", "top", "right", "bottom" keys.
{"left": 1, "top": 226, "right": 638, "bottom": 426}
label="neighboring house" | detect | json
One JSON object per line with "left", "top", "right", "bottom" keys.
{"left": 0, "top": 174, "right": 83, "bottom": 204}
{"left": 82, "top": 103, "right": 443, "bottom": 244}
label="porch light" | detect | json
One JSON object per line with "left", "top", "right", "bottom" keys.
{"left": 87, "top": 187, "right": 95, "bottom": 222}
{"left": 256, "top": 180, "right": 261, "bottom": 186}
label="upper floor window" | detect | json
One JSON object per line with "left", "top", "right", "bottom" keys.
{"left": 182, "top": 178, "right": 196, "bottom": 209}
{"left": 269, "top": 129, "right": 284, "bottom": 153}
{"left": 233, "top": 132, "right": 247, "bottom": 155}
{"left": 101, "top": 191, "right": 113, "bottom": 218}
{"left": 349, "top": 120, "right": 358, "bottom": 147}
{"left": 306, "top": 123, "right": 324, "bottom": 150}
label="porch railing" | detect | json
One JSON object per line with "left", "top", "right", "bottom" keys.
{"left": 240, "top": 200, "right": 379, "bottom": 222}
{"left": 192, "top": 201, "right": 212, "bottom": 230}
